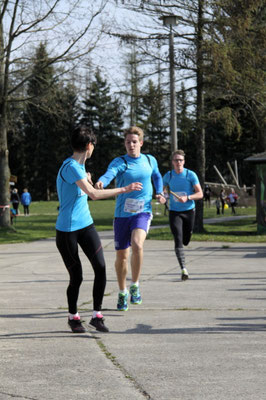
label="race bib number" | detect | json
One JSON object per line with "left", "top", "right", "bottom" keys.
{"left": 173, "top": 191, "right": 187, "bottom": 202}
{"left": 124, "top": 198, "right": 145, "bottom": 213}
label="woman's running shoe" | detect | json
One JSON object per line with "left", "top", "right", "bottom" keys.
{"left": 89, "top": 316, "right": 109, "bottom": 332}
{"left": 68, "top": 318, "right": 86, "bottom": 333}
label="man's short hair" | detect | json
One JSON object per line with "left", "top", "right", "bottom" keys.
{"left": 124, "top": 126, "right": 144, "bottom": 142}
{"left": 172, "top": 149, "right": 185, "bottom": 159}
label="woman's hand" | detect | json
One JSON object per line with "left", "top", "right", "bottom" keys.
{"left": 124, "top": 182, "right": 143, "bottom": 193}
{"left": 94, "top": 181, "right": 104, "bottom": 189}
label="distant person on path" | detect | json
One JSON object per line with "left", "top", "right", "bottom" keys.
{"left": 227, "top": 188, "right": 239, "bottom": 215}
{"left": 203, "top": 184, "right": 211, "bottom": 207}
{"left": 56, "top": 125, "right": 142, "bottom": 333}
{"left": 95, "top": 126, "right": 165, "bottom": 312}
{"left": 11, "top": 188, "right": 20, "bottom": 215}
{"left": 219, "top": 189, "right": 226, "bottom": 214}
{"left": 21, "top": 188, "right": 32, "bottom": 216}
{"left": 163, "top": 150, "right": 203, "bottom": 281}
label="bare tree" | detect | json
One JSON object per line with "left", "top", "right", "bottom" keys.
{"left": 0, "top": 0, "right": 108, "bottom": 227}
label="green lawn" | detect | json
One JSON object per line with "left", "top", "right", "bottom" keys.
{"left": 0, "top": 200, "right": 264, "bottom": 244}
{"left": 147, "top": 217, "right": 263, "bottom": 243}
{"left": 148, "top": 203, "right": 265, "bottom": 243}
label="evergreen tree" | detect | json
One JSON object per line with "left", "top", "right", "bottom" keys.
{"left": 7, "top": 101, "right": 27, "bottom": 188}
{"left": 138, "top": 79, "right": 170, "bottom": 175}
{"left": 175, "top": 83, "right": 198, "bottom": 172}
{"left": 7, "top": 58, "right": 28, "bottom": 185}
{"left": 81, "top": 70, "right": 124, "bottom": 181}
{"left": 22, "top": 43, "right": 79, "bottom": 200}
{"left": 176, "top": 83, "right": 195, "bottom": 151}
{"left": 23, "top": 43, "right": 55, "bottom": 199}
{"left": 53, "top": 82, "right": 79, "bottom": 167}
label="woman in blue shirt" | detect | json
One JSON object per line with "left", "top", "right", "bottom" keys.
{"left": 56, "top": 126, "right": 142, "bottom": 333}
{"left": 163, "top": 150, "right": 203, "bottom": 281}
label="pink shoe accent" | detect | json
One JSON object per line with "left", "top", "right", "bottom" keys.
{"left": 96, "top": 312, "right": 103, "bottom": 319}
{"left": 73, "top": 316, "right": 81, "bottom": 321}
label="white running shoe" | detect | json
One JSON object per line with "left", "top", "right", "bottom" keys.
{"left": 181, "top": 268, "right": 189, "bottom": 281}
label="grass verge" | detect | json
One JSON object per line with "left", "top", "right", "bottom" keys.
{"left": 147, "top": 217, "right": 266, "bottom": 243}
{"left": 0, "top": 200, "right": 264, "bottom": 244}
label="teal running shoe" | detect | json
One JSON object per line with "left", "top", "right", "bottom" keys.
{"left": 117, "top": 291, "right": 128, "bottom": 311}
{"left": 130, "top": 284, "right": 142, "bottom": 305}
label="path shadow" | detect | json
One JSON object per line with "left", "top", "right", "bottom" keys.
{"left": 116, "top": 318, "right": 266, "bottom": 335}
{"left": 0, "top": 331, "right": 93, "bottom": 340}
{"left": 0, "top": 311, "right": 66, "bottom": 319}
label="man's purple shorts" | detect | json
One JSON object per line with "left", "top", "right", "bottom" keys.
{"left": 114, "top": 212, "right": 152, "bottom": 250}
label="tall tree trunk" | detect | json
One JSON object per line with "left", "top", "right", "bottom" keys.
{"left": 0, "top": 21, "right": 11, "bottom": 227}
{"left": 130, "top": 44, "right": 139, "bottom": 126}
{"left": 194, "top": 0, "right": 205, "bottom": 233}
{"left": 0, "top": 113, "right": 10, "bottom": 227}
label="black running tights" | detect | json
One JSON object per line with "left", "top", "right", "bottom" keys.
{"left": 169, "top": 209, "right": 196, "bottom": 248}
{"left": 56, "top": 225, "right": 106, "bottom": 314}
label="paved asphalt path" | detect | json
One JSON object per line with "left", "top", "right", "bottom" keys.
{"left": 0, "top": 233, "right": 265, "bottom": 400}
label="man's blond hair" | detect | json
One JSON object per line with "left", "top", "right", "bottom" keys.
{"left": 124, "top": 126, "right": 144, "bottom": 142}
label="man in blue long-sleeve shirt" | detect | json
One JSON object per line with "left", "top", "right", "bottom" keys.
{"left": 95, "top": 126, "right": 165, "bottom": 311}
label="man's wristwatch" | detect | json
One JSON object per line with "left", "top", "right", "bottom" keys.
{"left": 187, "top": 195, "right": 191, "bottom": 201}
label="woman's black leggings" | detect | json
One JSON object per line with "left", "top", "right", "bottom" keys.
{"left": 169, "top": 209, "right": 196, "bottom": 248}
{"left": 56, "top": 224, "right": 106, "bottom": 314}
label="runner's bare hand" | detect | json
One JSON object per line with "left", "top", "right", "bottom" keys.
{"left": 95, "top": 181, "right": 104, "bottom": 189}
{"left": 124, "top": 182, "right": 143, "bottom": 193}
{"left": 155, "top": 194, "right": 166, "bottom": 204}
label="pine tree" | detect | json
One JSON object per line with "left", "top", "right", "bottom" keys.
{"left": 7, "top": 100, "right": 27, "bottom": 188}
{"left": 176, "top": 82, "right": 197, "bottom": 171}
{"left": 22, "top": 43, "right": 79, "bottom": 200}
{"left": 53, "top": 82, "right": 79, "bottom": 167}
{"left": 22, "top": 43, "right": 55, "bottom": 199}
{"left": 138, "top": 79, "right": 170, "bottom": 174}
{"left": 81, "top": 70, "right": 124, "bottom": 181}
{"left": 176, "top": 83, "right": 194, "bottom": 147}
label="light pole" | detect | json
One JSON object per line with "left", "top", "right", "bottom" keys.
{"left": 160, "top": 15, "right": 178, "bottom": 152}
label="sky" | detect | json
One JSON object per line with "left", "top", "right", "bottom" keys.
{"left": 3, "top": 0, "right": 193, "bottom": 105}
{"left": 88, "top": 1, "right": 194, "bottom": 98}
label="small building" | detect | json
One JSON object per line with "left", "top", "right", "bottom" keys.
{"left": 245, "top": 152, "right": 266, "bottom": 234}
